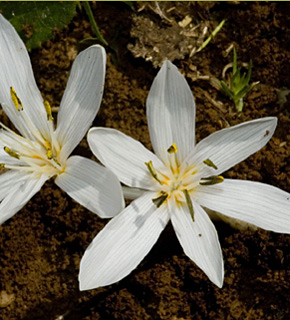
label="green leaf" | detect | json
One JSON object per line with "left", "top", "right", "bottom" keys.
{"left": 230, "top": 70, "right": 241, "bottom": 91}
{"left": 236, "top": 84, "right": 255, "bottom": 99}
{"left": 0, "top": 1, "right": 77, "bottom": 51}
{"left": 122, "top": 1, "right": 134, "bottom": 8}
{"left": 220, "top": 81, "right": 234, "bottom": 100}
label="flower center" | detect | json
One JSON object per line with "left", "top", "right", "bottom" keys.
{"left": 145, "top": 143, "right": 224, "bottom": 221}
{"left": 0, "top": 87, "right": 64, "bottom": 177}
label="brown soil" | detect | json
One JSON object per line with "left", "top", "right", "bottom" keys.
{"left": 1, "top": 2, "right": 290, "bottom": 320}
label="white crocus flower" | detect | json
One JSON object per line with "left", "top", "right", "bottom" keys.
{"left": 79, "top": 60, "right": 290, "bottom": 291}
{"left": 0, "top": 15, "right": 124, "bottom": 225}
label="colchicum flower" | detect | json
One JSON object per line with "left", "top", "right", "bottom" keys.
{"left": 79, "top": 59, "right": 290, "bottom": 291}
{"left": 0, "top": 15, "right": 124, "bottom": 225}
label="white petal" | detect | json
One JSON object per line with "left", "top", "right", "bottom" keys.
{"left": 170, "top": 199, "right": 224, "bottom": 287}
{"left": 88, "top": 127, "right": 165, "bottom": 190}
{"left": 146, "top": 60, "right": 196, "bottom": 165}
{"left": 56, "top": 45, "right": 106, "bottom": 161}
{"left": 0, "top": 170, "right": 29, "bottom": 201}
{"left": 79, "top": 192, "right": 169, "bottom": 290}
{"left": 185, "top": 117, "right": 277, "bottom": 175}
{"left": 55, "top": 155, "right": 124, "bottom": 218}
{"left": 195, "top": 179, "right": 290, "bottom": 234}
{"left": 0, "top": 172, "right": 47, "bottom": 225}
{"left": 0, "top": 15, "right": 49, "bottom": 138}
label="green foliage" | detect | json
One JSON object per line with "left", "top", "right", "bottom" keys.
{"left": 196, "top": 19, "right": 226, "bottom": 53}
{"left": 122, "top": 1, "right": 134, "bottom": 8}
{"left": 0, "top": 1, "right": 77, "bottom": 51}
{"left": 218, "top": 48, "right": 258, "bottom": 113}
{"left": 82, "top": 1, "right": 108, "bottom": 46}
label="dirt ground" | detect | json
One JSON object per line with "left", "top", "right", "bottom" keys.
{"left": 1, "top": 2, "right": 290, "bottom": 319}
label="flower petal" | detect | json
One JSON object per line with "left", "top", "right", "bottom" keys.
{"left": 79, "top": 192, "right": 169, "bottom": 290}
{"left": 146, "top": 60, "right": 196, "bottom": 165}
{"left": 170, "top": 199, "right": 224, "bottom": 287}
{"left": 195, "top": 179, "right": 290, "bottom": 234}
{"left": 55, "top": 155, "right": 124, "bottom": 218}
{"left": 185, "top": 117, "right": 277, "bottom": 175}
{"left": 88, "top": 127, "right": 165, "bottom": 190}
{"left": 56, "top": 45, "right": 106, "bottom": 161}
{"left": 0, "top": 170, "right": 29, "bottom": 201}
{"left": 0, "top": 172, "right": 47, "bottom": 225}
{"left": 0, "top": 15, "right": 49, "bottom": 138}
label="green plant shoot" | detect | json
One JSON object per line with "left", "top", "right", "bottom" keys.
{"left": 219, "top": 48, "right": 258, "bottom": 112}
{"left": 82, "top": 1, "right": 108, "bottom": 46}
{"left": 196, "top": 19, "right": 226, "bottom": 53}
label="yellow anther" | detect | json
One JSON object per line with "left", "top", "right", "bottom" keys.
{"left": 145, "top": 160, "right": 163, "bottom": 185}
{"left": 44, "top": 101, "right": 54, "bottom": 121}
{"left": 152, "top": 192, "right": 168, "bottom": 208}
{"left": 203, "top": 158, "right": 218, "bottom": 170}
{"left": 167, "top": 143, "right": 178, "bottom": 154}
{"left": 10, "top": 87, "right": 23, "bottom": 111}
{"left": 0, "top": 163, "right": 5, "bottom": 168}
{"left": 46, "top": 148, "right": 53, "bottom": 160}
{"left": 199, "top": 175, "right": 224, "bottom": 186}
{"left": 4, "top": 146, "right": 20, "bottom": 159}
{"left": 183, "top": 189, "right": 194, "bottom": 221}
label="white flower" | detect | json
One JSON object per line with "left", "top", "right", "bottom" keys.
{"left": 0, "top": 15, "right": 124, "bottom": 225}
{"left": 79, "top": 61, "right": 290, "bottom": 291}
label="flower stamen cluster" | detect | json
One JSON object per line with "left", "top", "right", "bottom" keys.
{"left": 145, "top": 143, "right": 224, "bottom": 217}
{"left": 0, "top": 87, "right": 64, "bottom": 177}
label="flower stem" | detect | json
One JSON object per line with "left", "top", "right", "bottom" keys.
{"left": 83, "top": 1, "right": 108, "bottom": 46}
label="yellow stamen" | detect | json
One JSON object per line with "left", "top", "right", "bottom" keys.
{"left": 183, "top": 189, "right": 194, "bottom": 221}
{"left": 167, "top": 143, "right": 178, "bottom": 154}
{"left": 203, "top": 158, "right": 218, "bottom": 170}
{"left": 46, "top": 148, "right": 53, "bottom": 160}
{"left": 0, "top": 163, "right": 5, "bottom": 168}
{"left": 152, "top": 192, "right": 168, "bottom": 208}
{"left": 32, "top": 155, "right": 42, "bottom": 160}
{"left": 167, "top": 142, "right": 179, "bottom": 173}
{"left": 200, "top": 175, "right": 224, "bottom": 186}
{"left": 10, "top": 87, "right": 23, "bottom": 111}
{"left": 4, "top": 146, "right": 20, "bottom": 159}
{"left": 145, "top": 160, "right": 163, "bottom": 185}
{"left": 44, "top": 101, "right": 54, "bottom": 121}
